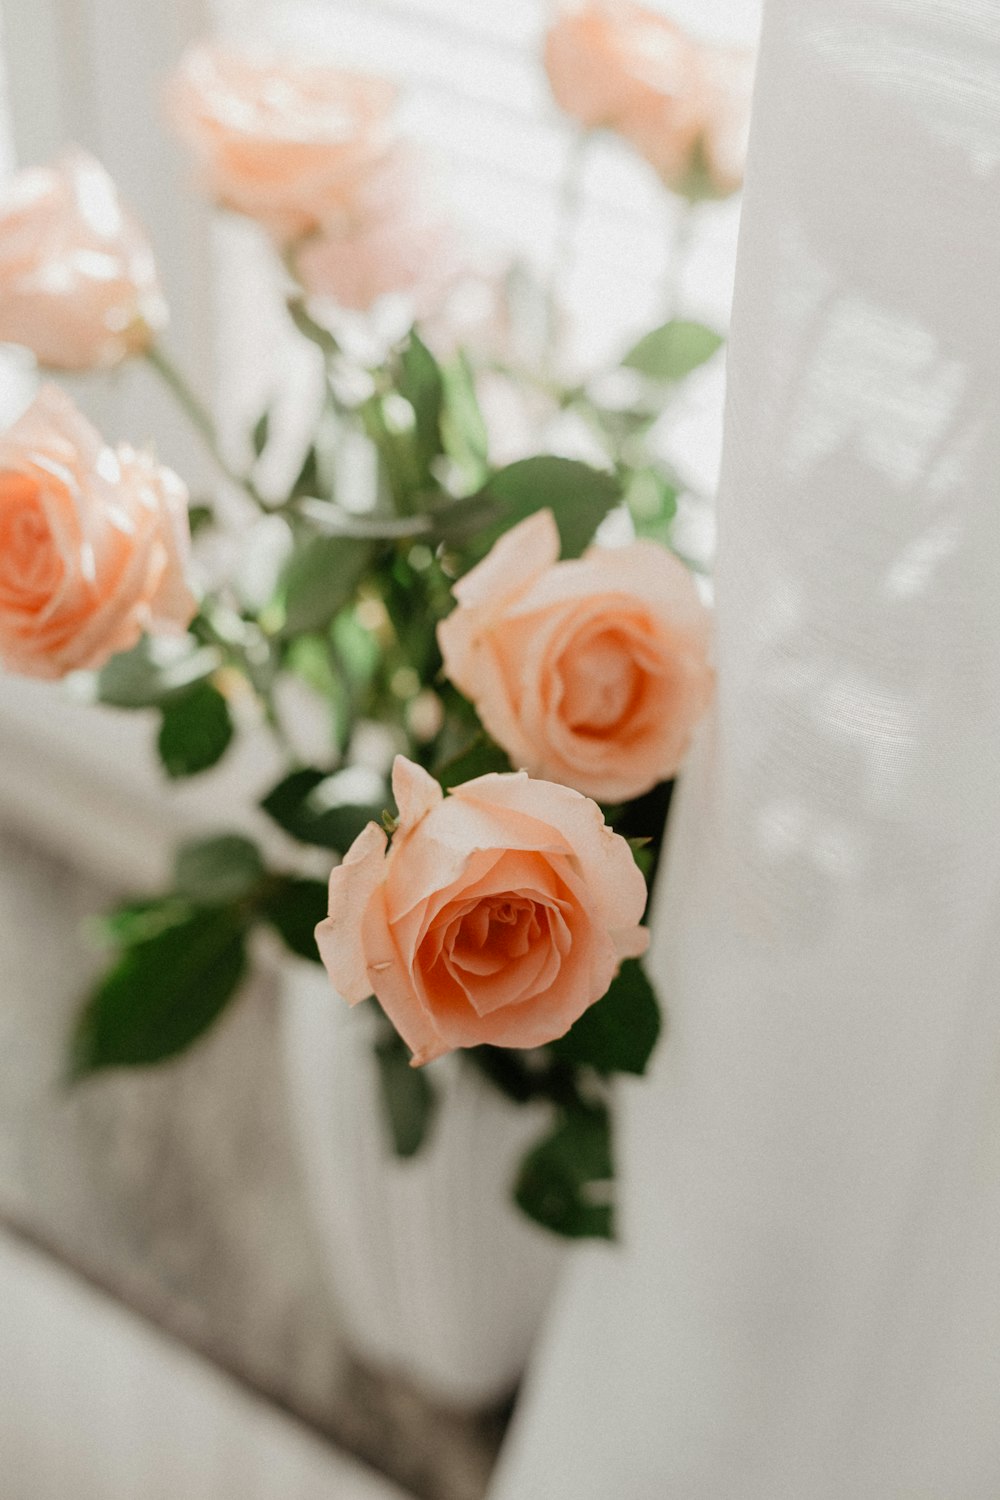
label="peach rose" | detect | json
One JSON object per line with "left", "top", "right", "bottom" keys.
{"left": 0, "top": 149, "right": 166, "bottom": 370}
{"left": 293, "top": 210, "right": 442, "bottom": 311}
{"left": 316, "top": 755, "right": 649, "bottom": 1064}
{"left": 168, "top": 44, "right": 397, "bottom": 242}
{"left": 0, "top": 386, "right": 196, "bottom": 680}
{"left": 437, "top": 510, "right": 713, "bottom": 804}
{"left": 290, "top": 148, "right": 449, "bottom": 313}
{"left": 544, "top": 2, "right": 752, "bottom": 198}
{"left": 544, "top": 2, "right": 703, "bottom": 186}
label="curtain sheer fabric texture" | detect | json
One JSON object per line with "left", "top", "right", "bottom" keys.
{"left": 489, "top": 1, "right": 1000, "bottom": 1496}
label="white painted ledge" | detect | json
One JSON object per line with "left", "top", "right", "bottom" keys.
{"left": 0, "top": 675, "right": 287, "bottom": 891}
{"left": 0, "top": 1228, "right": 410, "bottom": 1500}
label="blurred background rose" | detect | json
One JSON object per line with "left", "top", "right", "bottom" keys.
{"left": 0, "top": 149, "right": 166, "bottom": 369}
{"left": 543, "top": 1, "right": 753, "bottom": 197}
{"left": 0, "top": 386, "right": 194, "bottom": 679}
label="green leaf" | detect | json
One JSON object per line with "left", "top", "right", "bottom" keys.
{"left": 285, "top": 634, "right": 354, "bottom": 757}
{"left": 612, "top": 777, "right": 675, "bottom": 881}
{"left": 290, "top": 443, "right": 321, "bottom": 500}
{"left": 260, "top": 765, "right": 388, "bottom": 851}
{"left": 627, "top": 837, "right": 655, "bottom": 880}
{"left": 398, "top": 328, "right": 444, "bottom": 478}
{"left": 97, "top": 635, "right": 220, "bottom": 708}
{"left": 157, "top": 681, "right": 233, "bottom": 779}
{"left": 174, "top": 834, "right": 264, "bottom": 906}
{"left": 360, "top": 393, "right": 424, "bottom": 510}
{"left": 465, "top": 1045, "right": 549, "bottom": 1104}
{"left": 435, "top": 736, "right": 512, "bottom": 791}
{"left": 284, "top": 634, "right": 334, "bottom": 696}
{"left": 277, "top": 535, "right": 374, "bottom": 637}
{"left": 296, "top": 500, "right": 431, "bottom": 542}
{"left": 625, "top": 467, "right": 678, "bottom": 542}
{"left": 375, "top": 1027, "right": 437, "bottom": 1158}
{"left": 87, "top": 896, "right": 195, "bottom": 949}
{"left": 332, "top": 611, "right": 380, "bottom": 691}
{"left": 70, "top": 907, "right": 248, "bottom": 1076}
{"left": 514, "top": 1102, "right": 615, "bottom": 1239}
{"left": 287, "top": 296, "right": 341, "bottom": 359}
{"left": 186, "top": 503, "right": 215, "bottom": 537}
{"left": 550, "top": 958, "right": 661, "bottom": 1077}
{"left": 260, "top": 876, "right": 329, "bottom": 963}
{"left": 440, "top": 350, "right": 489, "bottom": 486}
{"left": 251, "top": 407, "right": 271, "bottom": 458}
{"left": 622, "top": 319, "right": 724, "bottom": 382}
{"left": 579, "top": 399, "right": 661, "bottom": 452}
{"left": 437, "top": 456, "right": 622, "bottom": 563}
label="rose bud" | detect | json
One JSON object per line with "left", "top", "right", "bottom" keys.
{"left": 0, "top": 149, "right": 167, "bottom": 370}
{"left": 544, "top": 2, "right": 753, "bottom": 199}
{"left": 167, "top": 43, "right": 397, "bottom": 243}
{"left": 437, "top": 509, "right": 713, "bottom": 804}
{"left": 0, "top": 385, "right": 196, "bottom": 680}
{"left": 316, "top": 755, "right": 649, "bottom": 1064}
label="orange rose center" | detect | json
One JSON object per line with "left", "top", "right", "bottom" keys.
{"left": 0, "top": 470, "right": 64, "bottom": 609}
{"left": 410, "top": 848, "right": 580, "bottom": 1034}
{"left": 451, "top": 895, "right": 542, "bottom": 973}
{"left": 559, "top": 629, "right": 642, "bottom": 734}
{"left": 431, "top": 885, "right": 566, "bottom": 1022}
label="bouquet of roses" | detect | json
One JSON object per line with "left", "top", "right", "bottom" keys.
{"left": 0, "top": 2, "right": 749, "bottom": 1238}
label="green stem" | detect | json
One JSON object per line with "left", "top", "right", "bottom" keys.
{"left": 261, "top": 692, "right": 299, "bottom": 765}
{"left": 662, "top": 198, "right": 698, "bottom": 323}
{"left": 546, "top": 129, "right": 592, "bottom": 373}
{"left": 197, "top": 605, "right": 298, "bottom": 763}
{"left": 146, "top": 345, "right": 266, "bottom": 508}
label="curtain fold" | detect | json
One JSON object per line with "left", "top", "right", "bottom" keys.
{"left": 489, "top": 2, "right": 1000, "bottom": 1495}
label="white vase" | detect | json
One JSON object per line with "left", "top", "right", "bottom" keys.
{"left": 280, "top": 960, "right": 567, "bottom": 1410}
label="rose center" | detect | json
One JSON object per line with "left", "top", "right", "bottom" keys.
{"left": 559, "top": 632, "right": 642, "bottom": 734}
{"left": 453, "top": 894, "right": 541, "bottom": 970}
{"left": 0, "top": 471, "right": 63, "bottom": 606}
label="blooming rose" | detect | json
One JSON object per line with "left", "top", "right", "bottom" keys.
{"left": 167, "top": 44, "right": 397, "bottom": 242}
{"left": 316, "top": 755, "right": 649, "bottom": 1064}
{"left": 290, "top": 148, "right": 449, "bottom": 313}
{"left": 0, "top": 386, "right": 196, "bottom": 680}
{"left": 293, "top": 209, "right": 442, "bottom": 311}
{"left": 0, "top": 149, "right": 166, "bottom": 370}
{"left": 437, "top": 509, "right": 713, "bottom": 803}
{"left": 544, "top": 2, "right": 752, "bottom": 198}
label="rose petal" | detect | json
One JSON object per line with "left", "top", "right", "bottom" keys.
{"left": 391, "top": 754, "right": 442, "bottom": 832}
{"left": 2, "top": 384, "right": 105, "bottom": 475}
{"left": 437, "top": 511, "right": 561, "bottom": 728}
{"left": 384, "top": 793, "right": 573, "bottom": 924}
{"left": 511, "top": 540, "right": 710, "bottom": 642}
{"left": 121, "top": 450, "right": 197, "bottom": 630}
{"left": 452, "top": 508, "right": 559, "bottom": 613}
{"left": 315, "top": 821, "right": 388, "bottom": 1004}
{"left": 360, "top": 883, "right": 450, "bottom": 1065}
{"left": 614, "top": 923, "right": 651, "bottom": 961}
{"left": 451, "top": 770, "right": 648, "bottom": 938}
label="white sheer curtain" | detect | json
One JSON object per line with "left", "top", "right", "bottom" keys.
{"left": 490, "top": 2, "right": 1000, "bottom": 1497}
